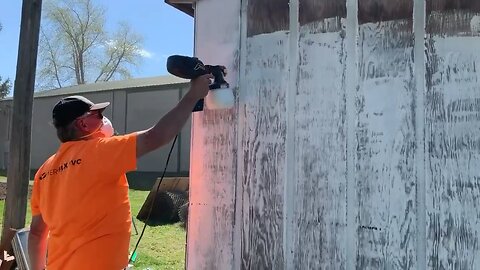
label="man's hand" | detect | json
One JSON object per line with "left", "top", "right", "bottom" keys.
{"left": 185, "top": 74, "right": 213, "bottom": 100}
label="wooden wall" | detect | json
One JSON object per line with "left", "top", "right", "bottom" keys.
{"left": 189, "top": 0, "right": 480, "bottom": 269}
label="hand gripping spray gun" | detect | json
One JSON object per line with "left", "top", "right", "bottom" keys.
{"left": 167, "top": 55, "right": 234, "bottom": 111}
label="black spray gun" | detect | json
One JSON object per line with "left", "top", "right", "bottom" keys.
{"left": 167, "top": 55, "right": 234, "bottom": 111}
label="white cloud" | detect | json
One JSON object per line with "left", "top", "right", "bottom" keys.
{"left": 137, "top": 49, "right": 153, "bottom": 58}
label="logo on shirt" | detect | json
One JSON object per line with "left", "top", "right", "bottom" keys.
{"left": 0, "top": 250, "right": 15, "bottom": 266}
{"left": 39, "top": 159, "right": 82, "bottom": 180}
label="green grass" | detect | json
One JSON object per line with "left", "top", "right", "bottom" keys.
{"left": 129, "top": 190, "right": 186, "bottom": 270}
{"left": 0, "top": 182, "right": 186, "bottom": 270}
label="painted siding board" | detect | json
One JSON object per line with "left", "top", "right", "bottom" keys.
{"left": 241, "top": 33, "right": 289, "bottom": 270}
{"left": 425, "top": 7, "right": 480, "bottom": 269}
{"left": 292, "top": 9, "right": 348, "bottom": 269}
{"left": 355, "top": 18, "right": 417, "bottom": 269}
{"left": 187, "top": 0, "right": 241, "bottom": 269}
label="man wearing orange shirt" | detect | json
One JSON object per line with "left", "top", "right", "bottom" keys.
{"left": 28, "top": 74, "right": 213, "bottom": 270}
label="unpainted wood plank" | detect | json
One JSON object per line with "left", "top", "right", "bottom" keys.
{"left": 425, "top": 7, "right": 480, "bottom": 269}
{"left": 247, "top": 0, "right": 289, "bottom": 37}
{"left": 292, "top": 15, "right": 348, "bottom": 269}
{"left": 358, "top": 0, "right": 413, "bottom": 24}
{"left": 355, "top": 18, "right": 417, "bottom": 269}
{"left": 241, "top": 32, "right": 289, "bottom": 270}
{"left": 427, "top": 9, "right": 480, "bottom": 35}
{"left": 299, "top": 0, "right": 346, "bottom": 26}
{"left": 427, "top": 0, "right": 480, "bottom": 13}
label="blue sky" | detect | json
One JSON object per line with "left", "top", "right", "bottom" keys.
{"left": 0, "top": 0, "right": 194, "bottom": 90}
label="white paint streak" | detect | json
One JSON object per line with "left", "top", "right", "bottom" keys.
{"left": 414, "top": 0, "right": 426, "bottom": 268}
{"left": 284, "top": 0, "right": 298, "bottom": 269}
{"left": 426, "top": 32, "right": 480, "bottom": 269}
{"left": 189, "top": 0, "right": 241, "bottom": 269}
{"left": 345, "top": 0, "right": 358, "bottom": 268}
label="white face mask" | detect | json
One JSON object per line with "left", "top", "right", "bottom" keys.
{"left": 99, "top": 116, "right": 114, "bottom": 137}
{"left": 78, "top": 116, "right": 114, "bottom": 139}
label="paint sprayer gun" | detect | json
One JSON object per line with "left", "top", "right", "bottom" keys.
{"left": 167, "top": 55, "right": 234, "bottom": 111}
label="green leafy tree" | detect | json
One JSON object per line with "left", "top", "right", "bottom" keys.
{"left": 37, "top": 0, "right": 144, "bottom": 90}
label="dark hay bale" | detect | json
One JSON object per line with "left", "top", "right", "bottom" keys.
{"left": 178, "top": 202, "right": 189, "bottom": 228}
{"left": 137, "top": 191, "right": 188, "bottom": 226}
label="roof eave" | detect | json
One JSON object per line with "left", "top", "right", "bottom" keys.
{"left": 165, "top": 1, "right": 195, "bottom": 17}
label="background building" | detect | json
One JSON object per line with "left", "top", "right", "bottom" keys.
{"left": 0, "top": 75, "right": 189, "bottom": 189}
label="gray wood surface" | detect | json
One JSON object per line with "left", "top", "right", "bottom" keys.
{"left": 425, "top": 8, "right": 480, "bottom": 269}
{"left": 292, "top": 3, "right": 347, "bottom": 269}
{"left": 355, "top": 18, "right": 417, "bottom": 269}
{"left": 186, "top": 0, "right": 241, "bottom": 269}
{"left": 247, "top": 0, "right": 289, "bottom": 37}
{"left": 241, "top": 32, "right": 289, "bottom": 270}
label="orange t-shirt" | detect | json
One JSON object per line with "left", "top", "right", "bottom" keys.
{"left": 31, "top": 133, "right": 137, "bottom": 270}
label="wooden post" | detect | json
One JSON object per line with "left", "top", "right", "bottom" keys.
{"left": 0, "top": 0, "right": 42, "bottom": 268}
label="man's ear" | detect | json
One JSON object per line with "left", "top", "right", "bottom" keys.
{"left": 74, "top": 119, "right": 88, "bottom": 132}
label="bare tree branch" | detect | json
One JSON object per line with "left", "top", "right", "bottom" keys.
{"left": 36, "top": 0, "right": 141, "bottom": 90}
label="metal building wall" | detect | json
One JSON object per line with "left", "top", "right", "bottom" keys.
{"left": 189, "top": 0, "right": 480, "bottom": 269}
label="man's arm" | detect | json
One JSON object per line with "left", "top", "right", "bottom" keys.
{"left": 28, "top": 215, "right": 48, "bottom": 270}
{"left": 136, "top": 74, "right": 213, "bottom": 158}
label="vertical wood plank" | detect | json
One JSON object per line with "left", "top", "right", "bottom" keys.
{"left": 425, "top": 4, "right": 480, "bottom": 269}
{"left": 187, "top": 0, "right": 241, "bottom": 269}
{"left": 241, "top": 1, "right": 289, "bottom": 268}
{"left": 1, "top": 1, "right": 42, "bottom": 266}
{"left": 292, "top": 1, "right": 348, "bottom": 268}
{"left": 355, "top": 1, "right": 417, "bottom": 268}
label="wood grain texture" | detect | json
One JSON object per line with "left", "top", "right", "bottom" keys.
{"left": 355, "top": 19, "right": 417, "bottom": 269}
{"left": 292, "top": 16, "right": 348, "bottom": 269}
{"left": 425, "top": 8, "right": 480, "bottom": 269}
{"left": 241, "top": 33, "right": 289, "bottom": 270}
{"left": 358, "top": 0, "right": 413, "bottom": 24}
{"left": 427, "top": 10, "right": 480, "bottom": 35}
{"left": 187, "top": 0, "right": 240, "bottom": 269}
{"left": 427, "top": 0, "right": 480, "bottom": 13}
{"left": 247, "top": 0, "right": 289, "bottom": 37}
{"left": 299, "top": 0, "right": 346, "bottom": 25}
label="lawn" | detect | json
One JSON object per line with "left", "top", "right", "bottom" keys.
{"left": 0, "top": 176, "right": 186, "bottom": 270}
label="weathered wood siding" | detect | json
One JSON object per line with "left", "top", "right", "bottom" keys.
{"left": 425, "top": 4, "right": 480, "bottom": 269}
{"left": 240, "top": 1, "right": 290, "bottom": 269}
{"left": 355, "top": 13, "right": 417, "bottom": 269}
{"left": 291, "top": 1, "right": 347, "bottom": 269}
{"left": 187, "top": 0, "right": 240, "bottom": 269}
{"left": 189, "top": 0, "right": 480, "bottom": 269}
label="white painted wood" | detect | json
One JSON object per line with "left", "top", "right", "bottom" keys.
{"left": 346, "top": 0, "right": 359, "bottom": 269}
{"left": 413, "top": 0, "right": 426, "bottom": 269}
{"left": 284, "top": 0, "right": 298, "bottom": 269}
{"left": 240, "top": 31, "right": 289, "bottom": 269}
{"left": 187, "top": 0, "right": 241, "bottom": 269}
{"left": 188, "top": 1, "right": 480, "bottom": 269}
{"left": 355, "top": 19, "right": 417, "bottom": 269}
{"left": 425, "top": 11, "right": 480, "bottom": 269}
{"left": 291, "top": 17, "right": 348, "bottom": 269}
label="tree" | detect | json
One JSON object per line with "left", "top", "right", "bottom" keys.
{"left": 0, "top": 23, "right": 12, "bottom": 99}
{"left": 0, "top": 76, "right": 11, "bottom": 99}
{"left": 37, "top": 0, "right": 144, "bottom": 90}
